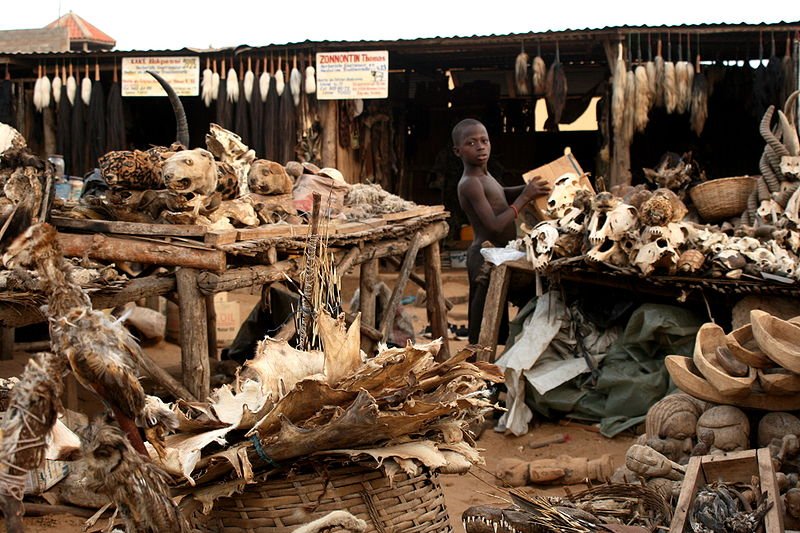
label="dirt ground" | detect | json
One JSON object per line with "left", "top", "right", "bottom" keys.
{"left": 1, "top": 265, "right": 637, "bottom": 532}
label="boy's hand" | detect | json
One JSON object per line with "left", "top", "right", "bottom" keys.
{"left": 523, "top": 176, "right": 552, "bottom": 201}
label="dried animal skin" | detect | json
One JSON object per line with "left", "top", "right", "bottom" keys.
{"left": 690, "top": 71, "right": 708, "bottom": 136}
{"left": 622, "top": 70, "right": 636, "bottom": 144}
{"left": 612, "top": 45, "right": 626, "bottom": 137}
{"left": 515, "top": 51, "right": 529, "bottom": 95}
{"left": 654, "top": 53, "right": 665, "bottom": 107}
{"left": 675, "top": 60, "right": 690, "bottom": 114}
{"left": 664, "top": 62, "right": 677, "bottom": 113}
{"left": 318, "top": 311, "right": 362, "bottom": 386}
{"left": 247, "top": 338, "right": 325, "bottom": 398}
{"left": 634, "top": 65, "right": 651, "bottom": 132}
{"left": 532, "top": 55, "right": 546, "bottom": 95}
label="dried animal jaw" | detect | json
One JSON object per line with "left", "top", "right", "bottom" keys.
{"left": 557, "top": 205, "right": 588, "bottom": 233}
{"left": 545, "top": 172, "right": 582, "bottom": 218}
{"left": 587, "top": 239, "right": 628, "bottom": 267}
{"left": 757, "top": 199, "right": 783, "bottom": 222}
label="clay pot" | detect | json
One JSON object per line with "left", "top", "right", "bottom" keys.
{"left": 726, "top": 323, "right": 773, "bottom": 368}
{"left": 751, "top": 310, "right": 800, "bottom": 373}
{"left": 693, "top": 323, "right": 756, "bottom": 397}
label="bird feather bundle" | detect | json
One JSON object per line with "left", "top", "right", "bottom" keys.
{"left": 275, "top": 67, "right": 285, "bottom": 96}
{"left": 243, "top": 67, "right": 255, "bottom": 104}
{"left": 226, "top": 66, "right": 239, "bottom": 103}
{"left": 81, "top": 75, "right": 92, "bottom": 106}
{"left": 66, "top": 71, "right": 77, "bottom": 106}
{"left": 664, "top": 61, "right": 677, "bottom": 113}
{"left": 690, "top": 69, "right": 708, "bottom": 136}
{"left": 675, "top": 60, "right": 690, "bottom": 114}
{"left": 260, "top": 70, "right": 271, "bottom": 102}
{"left": 305, "top": 65, "right": 316, "bottom": 94}
{"left": 515, "top": 50, "right": 529, "bottom": 95}
{"left": 52, "top": 67, "right": 62, "bottom": 105}
{"left": 622, "top": 69, "right": 636, "bottom": 144}
{"left": 612, "top": 44, "right": 626, "bottom": 137}
{"left": 290, "top": 65, "right": 302, "bottom": 106}
{"left": 201, "top": 65, "right": 213, "bottom": 107}
{"left": 532, "top": 55, "right": 546, "bottom": 95}
{"left": 635, "top": 64, "right": 651, "bottom": 132}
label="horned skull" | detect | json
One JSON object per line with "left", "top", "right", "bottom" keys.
{"left": 781, "top": 156, "right": 800, "bottom": 181}
{"left": 525, "top": 221, "right": 560, "bottom": 270}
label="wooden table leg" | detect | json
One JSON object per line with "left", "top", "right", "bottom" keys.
{"left": 177, "top": 267, "right": 210, "bottom": 400}
{"left": 380, "top": 233, "right": 423, "bottom": 344}
{"left": 205, "top": 293, "right": 218, "bottom": 360}
{"left": 423, "top": 241, "right": 450, "bottom": 362}
{"left": 359, "top": 259, "right": 379, "bottom": 330}
{"left": 0, "top": 327, "right": 13, "bottom": 360}
{"left": 477, "top": 263, "right": 510, "bottom": 363}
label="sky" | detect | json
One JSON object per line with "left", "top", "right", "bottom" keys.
{"left": 2, "top": 1, "right": 797, "bottom": 51}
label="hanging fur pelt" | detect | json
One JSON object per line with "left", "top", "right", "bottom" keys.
{"left": 305, "top": 54, "right": 316, "bottom": 95}
{"left": 766, "top": 35, "right": 785, "bottom": 108}
{"left": 612, "top": 43, "right": 627, "bottom": 137}
{"left": 690, "top": 64, "right": 708, "bottom": 136}
{"left": 201, "top": 59, "right": 214, "bottom": 107}
{"left": 290, "top": 56, "right": 302, "bottom": 106}
{"left": 260, "top": 57, "right": 270, "bottom": 102}
{"left": 515, "top": 47, "right": 530, "bottom": 95}
{"left": 52, "top": 65, "right": 62, "bottom": 106}
{"left": 532, "top": 55, "right": 546, "bottom": 96}
{"left": 275, "top": 58, "right": 285, "bottom": 96}
{"left": 675, "top": 61, "right": 690, "bottom": 114}
{"left": 66, "top": 65, "right": 77, "bottom": 106}
{"left": 211, "top": 60, "right": 220, "bottom": 101}
{"left": 81, "top": 68, "right": 92, "bottom": 107}
{"left": 622, "top": 69, "right": 636, "bottom": 144}
{"left": 544, "top": 43, "right": 567, "bottom": 132}
{"left": 33, "top": 67, "right": 43, "bottom": 112}
{"left": 654, "top": 38, "right": 665, "bottom": 107}
{"left": 634, "top": 64, "right": 651, "bottom": 132}
{"left": 243, "top": 59, "right": 255, "bottom": 104}
{"left": 226, "top": 63, "right": 239, "bottom": 103}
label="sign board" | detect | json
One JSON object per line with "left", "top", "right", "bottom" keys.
{"left": 316, "top": 51, "right": 388, "bottom": 100}
{"left": 122, "top": 56, "right": 199, "bottom": 97}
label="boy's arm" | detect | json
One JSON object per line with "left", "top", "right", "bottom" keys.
{"left": 504, "top": 185, "right": 526, "bottom": 203}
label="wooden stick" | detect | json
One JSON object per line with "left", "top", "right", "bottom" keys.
{"left": 380, "top": 232, "right": 423, "bottom": 343}
{"left": 477, "top": 263, "right": 511, "bottom": 363}
{"left": 387, "top": 254, "right": 454, "bottom": 310}
{"left": 359, "top": 259, "right": 379, "bottom": 329}
{"left": 527, "top": 433, "right": 570, "bottom": 449}
{"left": 136, "top": 343, "right": 197, "bottom": 402}
{"left": 196, "top": 259, "right": 298, "bottom": 294}
{"left": 177, "top": 268, "right": 210, "bottom": 400}
{"left": 205, "top": 293, "right": 218, "bottom": 360}
{"left": 423, "top": 240, "right": 450, "bottom": 361}
{"left": 13, "top": 340, "right": 51, "bottom": 352}
{"left": 57, "top": 233, "right": 226, "bottom": 272}
{"left": 23, "top": 502, "right": 108, "bottom": 519}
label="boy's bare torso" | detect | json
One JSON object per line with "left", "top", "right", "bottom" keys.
{"left": 458, "top": 173, "right": 516, "bottom": 248}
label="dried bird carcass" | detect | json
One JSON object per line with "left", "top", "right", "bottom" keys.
{"left": 80, "top": 416, "right": 192, "bottom": 533}
{"left": 689, "top": 481, "right": 772, "bottom": 533}
{"left": 515, "top": 44, "right": 529, "bottom": 96}
{"left": 0, "top": 352, "right": 65, "bottom": 531}
{"left": 544, "top": 42, "right": 567, "bottom": 132}
{"left": 2, "top": 224, "right": 187, "bottom": 457}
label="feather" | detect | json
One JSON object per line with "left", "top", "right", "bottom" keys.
{"left": 779, "top": 109, "right": 800, "bottom": 156}
{"left": 622, "top": 70, "right": 636, "bottom": 145}
{"left": 275, "top": 67, "right": 285, "bottom": 96}
{"left": 305, "top": 65, "right": 316, "bottom": 94}
{"left": 33, "top": 75, "right": 43, "bottom": 112}
{"left": 515, "top": 51, "right": 529, "bottom": 95}
{"left": 690, "top": 70, "right": 708, "bottom": 136}
{"left": 201, "top": 65, "right": 213, "bottom": 107}
{"left": 664, "top": 61, "right": 677, "bottom": 113}
{"left": 260, "top": 70, "right": 271, "bottom": 102}
{"left": 243, "top": 68, "right": 254, "bottom": 104}
{"left": 290, "top": 66, "right": 302, "bottom": 106}
{"left": 226, "top": 66, "right": 238, "bottom": 103}
{"left": 52, "top": 68, "right": 62, "bottom": 105}
{"left": 634, "top": 65, "right": 651, "bottom": 132}
{"left": 612, "top": 44, "right": 626, "bottom": 137}
{"left": 81, "top": 75, "right": 92, "bottom": 106}
{"left": 66, "top": 67, "right": 76, "bottom": 106}
{"left": 532, "top": 55, "right": 546, "bottom": 95}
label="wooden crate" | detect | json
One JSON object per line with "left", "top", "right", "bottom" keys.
{"left": 670, "top": 448, "right": 783, "bottom": 533}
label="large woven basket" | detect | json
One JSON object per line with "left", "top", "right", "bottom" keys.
{"left": 689, "top": 176, "right": 755, "bottom": 222}
{"left": 206, "top": 463, "right": 453, "bottom": 532}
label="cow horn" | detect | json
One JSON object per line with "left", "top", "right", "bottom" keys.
{"left": 146, "top": 70, "right": 189, "bottom": 148}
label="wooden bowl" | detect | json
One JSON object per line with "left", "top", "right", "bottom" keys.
{"left": 751, "top": 310, "right": 800, "bottom": 374}
{"left": 725, "top": 323, "right": 773, "bottom": 368}
{"left": 757, "top": 368, "right": 800, "bottom": 395}
{"left": 665, "top": 355, "right": 800, "bottom": 411}
{"left": 693, "top": 323, "right": 755, "bottom": 397}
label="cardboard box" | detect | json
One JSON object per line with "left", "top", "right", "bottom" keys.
{"left": 166, "top": 292, "right": 241, "bottom": 347}
{"left": 25, "top": 460, "right": 70, "bottom": 495}
{"left": 522, "top": 147, "right": 593, "bottom": 221}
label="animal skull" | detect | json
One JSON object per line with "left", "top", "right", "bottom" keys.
{"left": 587, "top": 239, "right": 628, "bottom": 267}
{"left": 162, "top": 148, "right": 218, "bottom": 196}
{"left": 744, "top": 247, "right": 777, "bottom": 272}
{"left": 588, "top": 201, "right": 638, "bottom": 244}
{"left": 633, "top": 238, "right": 678, "bottom": 276}
{"left": 781, "top": 156, "right": 800, "bottom": 180}
{"left": 546, "top": 173, "right": 583, "bottom": 218}
{"left": 558, "top": 206, "right": 588, "bottom": 234}
{"left": 525, "top": 221, "right": 559, "bottom": 270}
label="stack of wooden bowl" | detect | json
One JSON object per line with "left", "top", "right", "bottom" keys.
{"left": 666, "top": 311, "right": 800, "bottom": 410}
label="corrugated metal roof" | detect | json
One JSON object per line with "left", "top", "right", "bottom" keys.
{"left": 45, "top": 11, "right": 115, "bottom": 46}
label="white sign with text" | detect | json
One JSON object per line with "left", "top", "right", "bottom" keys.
{"left": 316, "top": 51, "right": 388, "bottom": 100}
{"left": 122, "top": 56, "right": 199, "bottom": 97}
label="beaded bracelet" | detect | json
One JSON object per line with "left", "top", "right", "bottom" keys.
{"left": 510, "top": 204, "right": 519, "bottom": 218}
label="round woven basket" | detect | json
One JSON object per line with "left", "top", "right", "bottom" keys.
{"left": 207, "top": 463, "right": 453, "bottom": 533}
{"left": 689, "top": 176, "right": 755, "bottom": 222}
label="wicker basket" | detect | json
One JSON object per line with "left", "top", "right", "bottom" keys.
{"left": 206, "top": 463, "right": 453, "bottom": 533}
{"left": 689, "top": 176, "right": 755, "bottom": 222}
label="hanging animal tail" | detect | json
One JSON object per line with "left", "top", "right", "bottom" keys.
{"left": 146, "top": 70, "right": 190, "bottom": 147}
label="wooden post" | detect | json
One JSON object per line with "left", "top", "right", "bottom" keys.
{"left": 380, "top": 232, "right": 423, "bottom": 344}
{"left": 205, "top": 294, "right": 218, "bottom": 360}
{"left": 423, "top": 241, "right": 450, "bottom": 361}
{"left": 387, "top": 254, "right": 454, "bottom": 311}
{"left": 477, "top": 263, "right": 512, "bottom": 363}
{"left": 0, "top": 327, "right": 13, "bottom": 360}
{"left": 359, "top": 258, "right": 379, "bottom": 353}
{"left": 176, "top": 268, "right": 210, "bottom": 400}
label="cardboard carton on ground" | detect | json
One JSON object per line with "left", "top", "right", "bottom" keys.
{"left": 25, "top": 460, "right": 70, "bottom": 495}
{"left": 522, "top": 147, "right": 593, "bottom": 221}
{"left": 166, "top": 292, "right": 241, "bottom": 347}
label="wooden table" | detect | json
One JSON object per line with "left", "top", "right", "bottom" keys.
{"left": 2, "top": 208, "right": 452, "bottom": 401}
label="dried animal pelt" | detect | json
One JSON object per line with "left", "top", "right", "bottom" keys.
{"left": 66, "top": 65, "right": 77, "bottom": 106}
{"left": 81, "top": 68, "right": 92, "bottom": 107}
{"left": 675, "top": 59, "right": 690, "bottom": 114}
{"left": 783, "top": 35, "right": 796, "bottom": 103}
{"left": 664, "top": 60, "right": 677, "bottom": 113}
{"left": 611, "top": 43, "right": 626, "bottom": 133}
{"left": 290, "top": 55, "right": 302, "bottom": 106}
{"left": 654, "top": 38, "right": 665, "bottom": 107}
{"left": 545, "top": 43, "right": 567, "bottom": 131}
{"left": 226, "top": 63, "right": 239, "bottom": 103}
{"left": 243, "top": 59, "right": 255, "bottom": 104}
{"left": 622, "top": 69, "right": 636, "bottom": 144}
{"left": 515, "top": 48, "right": 530, "bottom": 95}
{"left": 532, "top": 54, "right": 546, "bottom": 96}
{"left": 635, "top": 64, "right": 651, "bottom": 132}
{"left": 690, "top": 65, "right": 708, "bottom": 136}
{"left": 259, "top": 59, "right": 270, "bottom": 103}
{"left": 201, "top": 59, "right": 214, "bottom": 107}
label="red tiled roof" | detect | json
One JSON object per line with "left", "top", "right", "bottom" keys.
{"left": 45, "top": 11, "right": 115, "bottom": 46}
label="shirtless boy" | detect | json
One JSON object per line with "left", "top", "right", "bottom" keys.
{"left": 454, "top": 118, "right": 550, "bottom": 344}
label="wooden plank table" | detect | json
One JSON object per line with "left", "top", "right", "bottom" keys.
{"left": 5, "top": 211, "right": 452, "bottom": 400}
